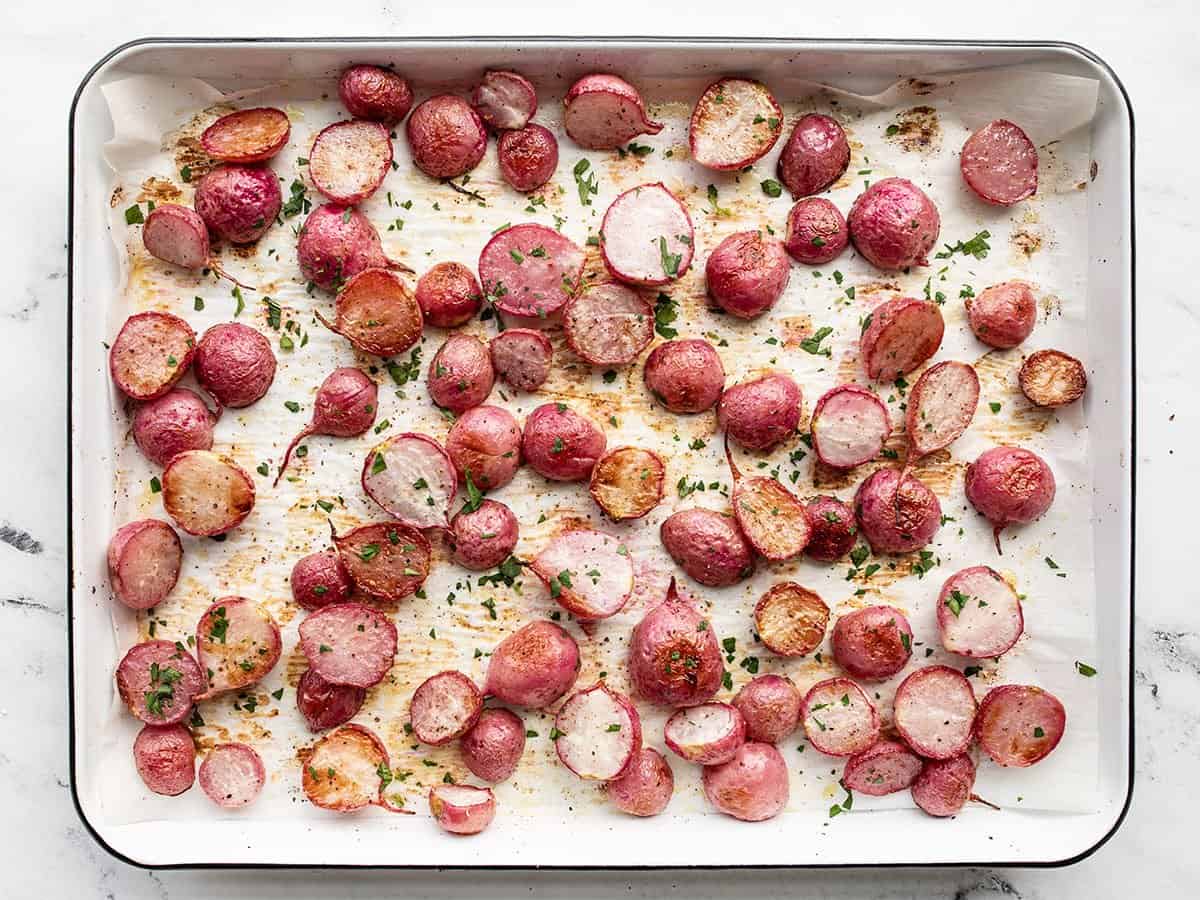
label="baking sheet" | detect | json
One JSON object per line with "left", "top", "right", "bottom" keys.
{"left": 91, "top": 64, "right": 1101, "bottom": 833}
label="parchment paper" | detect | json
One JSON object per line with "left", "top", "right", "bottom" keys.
{"left": 92, "top": 66, "right": 1101, "bottom": 828}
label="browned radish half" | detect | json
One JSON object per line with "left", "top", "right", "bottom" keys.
{"left": 485, "top": 621, "right": 581, "bottom": 709}
{"left": 664, "top": 702, "right": 746, "bottom": 765}
{"left": 361, "top": 433, "right": 457, "bottom": 529}
{"left": 605, "top": 747, "right": 674, "bottom": 817}
{"left": 497, "top": 124, "right": 559, "bottom": 193}
{"left": 975, "top": 684, "right": 1066, "bottom": 767}
{"left": 109, "top": 311, "right": 196, "bottom": 401}
{"left": 600, "top": 183, "right": 694, "bottom": 286}
{"left": 161, "top": 450, "right": 255, "bottom": 536}
{"left": 689, "top": 78, "right": 783, "bottom": 171}
{"left": 472, "top": 69, "right": 537, "bottom": 130}
{"left": 893, "top": 666, "right": 977, "bottom": 760}
{"left": 201, "top": 107, "right": 291, "bottom": 163}
{"left": 906, "top": 361, "right": 979, "bottom": 459}
{"left": 831, "top": 605, "right": 913, "bottom": 681}
{"left": 563, "top": 283, "right": 655, "bottom": 366}
{"left": 309, "top": 120, "right": 393, "bottom": 204}
{"left": 753, "top": 582, "right": 829, "bottom": 657}
{"left": 331, "top": 521, "right": 431, "bottom": 602}
{"left": 936, "top": 566, "right": 1024, "bottom": 659}
{"left": 801, "top": 677, "right": 880, "bottom": 757}
{"left": 317, "top": 268, "right": 423, "bottom": 358}
{"left": 860, "top": 297, "right": 945, "bottom": 382}
{"left": 133, "top": 724, "right": 195, "bottom": 796}
{"left": 131, "top": 388, "right": 216, "bottom": 473}
{"left": 299, "top": 602, "right": 397, "bottom": 688}
{"left": 195, "top": 597, "right": 281, "bottom": 696}
{"left": 842, "top": 739, "right": 923, "bottom": 797}
{"left": 726, "top": 441, "right": 810, "bottom": 561}
{"left": 563, "top": 74, "right": 662, "bottom": 150}
{"left": 460, "top": 708, "right": 526, "bottom": 783}
{"left": 531, "top": 529, "right": 634, "bottom": 621}
{"left": 960, "top": 119, "right": 1038, "bottom": 206}
{"left": 489, "top": 328, "right": 553, "bottom": 392}
{"left": 911, "top": 754, "right": 975, "bottom": 817}
{"left": 302, "top": 724, "right": 410, "bottom": 813}
{"left": 338, "top": 65, "right": 413, "bottom": 125}
{"left": 199, "top": 743, "right": 265, "bottom": 808}
{"left": 854, "top": 468, "right": 942, "bottom": 554}
{"left": 701, "top": 742, "right": 789, "bottom": 822}
{"left": 554, "top": 683, "right": 642, "bottom": 780}
{"left": 478, "top": 223, "right": 585, "bottom": 321}
{"left": 1019, "top": 349, "right": 1087, "bottom": 408}
{"left": 810, "top": 384, "right": 891, "bottom": 469}
{"left": 409, "top": 670, "right": 483, "bottom": 746}
{"left": 115, "top": 640, "right": 206, "bottom": 726}
{"left": 429, "top": 784, "right": 496, "bottom": 835}
{"left": 589, "top": 446, "right": 666, "bottom": 521}
{"left": 107, "top": 520, "right": 182, "bottom": 611}
{"left": 804, "top": 496, "right": 858, "bottom": 562}
{"left": 276, "top": 367, "right": 378, "bottom": 487}
{"left": 297, "top": 667, "right": 366, "bottom": 732}
{"left": 628, "top": 578, "right": 724, "bottom": 707}
{"left": 777, "top": 114, "right": 851, "bottom": 198}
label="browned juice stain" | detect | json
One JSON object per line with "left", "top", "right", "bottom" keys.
{"left": 886, "top": 106, "right": 942, "bottom": 154}
{"left": 138, "top": 177, "right": 183, "bottom": 204}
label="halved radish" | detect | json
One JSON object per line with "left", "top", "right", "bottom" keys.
{"left": 199, "top": 742, "right": 266, "bottom": 809}
{"left": 531, "top": 529, "right": 634, "bottom": 621}
{"left": 115, "top": 640, "right": 206, "bottom": 726}
{"left": 107, "top": 520, "right": 183, "bottom": 611}
{"left": 331, "top": 521, "right": 431, "bottom": 602}
{"left": 109, "top": 311, "right": 196, "bottom": 401}
{"left": 588, "top": 446, "right": 666, "bottom": 521}
{"left": 299, "top": 602, "right": 398, "bottom": 688}
{"left": 911, "top": 754, "right": 975, "bottom": 817}
{"left": 429, "top": 784, "right": 496, "bottom": 835}
{"left": 563, "top": 74, "right": 662, "bottom": 150}
{"left": 361, "top": 433, "right": 457, "bottom": 530}
{"left": 860, "top": 297, "right": 945, "bottom": 382}
{"left": 133, "top": 724, "right": 196, "bottom": 796}
{"left": 936, "top": 566, "right": 1024, "bottom": 659}
{"left": 563, "top": 283, "right": 655, "bottom": 366}
{"left": 298, "top": 203, "right": 413, "bottom": 292}
{"left": 485, "top": 621, "right": 581, "bottom": 709}
{"left": 893, "top": 666, "right": 977, "bottom": 760}
{"left": 275, "top": 367, "right": 378, "bottom": 487}
{"left": 810, "top": 384, "right": 891, "bottom": 469}
{"left": 831, "top": 605, "right": 914, "bottom": 681}
{"left": 142, "top": 204, "right": 253, "bottom": 287}
{"left": 195, "top": 597, "right": 282, "bottom": 696}
{"left": 309, "top": 120, "right": 393, "bottom": 204}
{"left": 472, "top": 70, "right": 537, "bottom": 130}
{"left": 161, "top": 450, "right": 255, "bottom": 536}
{"left": 960, "top": 119, "right": 1038, "bottom": 206}
{"left": 600, "top": 183, "right": 694, "bottom": 286}
{"left": 701, "top": 742, "right": 790, "bottom": 822}
{"left": 409, "top": 670, "right": 483, "bottom": 746}
{"left": 316, "top": 268, "right": 423, "bottom": 358}
{"left": 753, "top": 582, "right": 829, "bottom": 657}
{"left": 804, "top": 496, "right": 858, "bottom": 562}
{"left": 628, "top": 578, "right": 724, "bottom": 707}
{"left": 297, "top": 667, "right": 366, "bottom": 732}
{"left": 478, "top": 223, "right": 585, "bottom": 322}
{"left": 302, "top": 724, "right": 409, "bottom": 813}
{"left": 1019, "top": 349, "right": 1087, "bottom": 408}
{"left": 664, "top": 702, "right": 746, "bottom": 765}
{"left": 554, "top": 683, "right": 642, "bottom": 780}
{"left": 906, "top": 361, "right": 979, "bottom": 459}
{"left": 489, "top": 328, "right": 553, "bottom": 392}
{"left": 688, "top": 78, "right": 782, "bottom": 171}
{"left": 974, "top": 684, "right": 1066, "bottom": 767}
{"left": 801, "top": 677, "right": 880, "bottom": 757}
{"left": 201, "top": 107, "right": 290, "bottom": 163}
{"left": 841, "top": 739, "right": 923, "bottom": 796}
{"left": 726, "top": 441, "right": 810, "bottom": 561}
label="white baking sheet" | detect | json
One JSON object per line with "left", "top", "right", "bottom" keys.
{"left": 91, "top": 65, "right": 1101, "bottom": 833}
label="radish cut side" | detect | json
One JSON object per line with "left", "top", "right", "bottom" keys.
{"left": 107, "top": 520, "right": 183, "bottom": 611}
{"left": 109, "top": 311, "right": 196, "bottom": 401}
{"left": 531, "top": 529, "right": 634, "bottom": 621}
{"left": 325, "top": 269, "right": 423, "bottom": 358}
{"left": 201, "top": 107, "right": 291, "bottom": 163}
{"left": 478, "top": 223, "right": 585, "bottom": 320}
{"left": 907, "top": 361, "right": 980, "bottom": 458}
{"left": 754, "top": 582, "right": 829, "bottom": 657}
{"left": 961, "top": 119, "right": 1038, "bottom": 206}
{"left": 332, "top": 522, "right": 431, "bottom": 602}
{"left": 689, "top": 78, "right": 782, "bottom": 171}
{"left": 563, "top": 74, "right": 662, "bottom": 150}
{"left": 429, "top": 784, "right": 496, "bottom": 834}
{"left": 975, "top": 684, "right": 1066, "bottom": 767}
{"left": 936, "top": 566, "right": 1024, "bottom": 659}
{"left": 302, "top": 724, "right": 392, "bottom": 812}
{"left": 893, "top": 666, "right": 978, "bottom": 760}
{"left": 472, "top": 70, "right": 537, "bottom": 130}
{"left": 309, "top": 120, "right": 393, "bottom": 204}
{"left": 361, "top": 433, "right": 457, "bottom": 529}
{"left": 860, "top": 298, "right": 945, "bottom": 382}
{"left": 195, "top": 597, "right": 281, "bottom": 696}
{"left": 161, "top": 450, "right": 255, "bottom": 537}
{"left": 842, "top": 739, "right": 923, "bottom": 796}
{"left": 801, "top": 677, "right": 880, "bottom": 757}
{"left": 409, "top": 670, "right": 483, "bottom": 746}
{"left": 554, "top": 683, "right": 641, "bottom": 781}
{"left": 563, "top": 283, "right": 655, "bottom": 366}
{"left": 664, "top": 702, "right": 746, "bottom": 765}
{"left": 589, "top": 446, "right": 666, "bottom": 521}
{"left": 810, "top": 384, "right": 891, "bottom": 469}
{"left": 299, "top": 602, "right": 398, "bottom": 688}
{"left": 600, "top": 183, "right": 694, "bottom": 286}
{"left": 115, "top": 640, "right": 206, "bottom": 725}
{"left": 199, "top": 742, "right": 266, "bottom": 808}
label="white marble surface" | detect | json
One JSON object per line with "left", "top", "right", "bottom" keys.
{"left": 0, "top": 1, "right": 1190, "bottom": 896}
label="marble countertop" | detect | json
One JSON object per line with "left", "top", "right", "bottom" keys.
{"left": 3, "top": 1, "right": 1190, "bottom": 896}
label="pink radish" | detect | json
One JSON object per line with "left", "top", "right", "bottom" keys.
{"left": 937, "top": 565, "right": 1025, "bottom": 659}
{"left": 316, "top": 268, "right": 424, "bottom": 359}
{"left": 194, "top": 165, "right": 281, "bottom": 244}
{"left": 689, "top": 78, "right": 783, "bottom": 171}
{"left": 485, "top": 620, "right": 580, "bottom": 709}
{"left": 554, "top": 683, "right": 642, "bottom": 781}
{"left": 628, "top": 577, "right": 723, "bottom": 707}
{"left": 275, "top": 367, "right": 378, "bottom": 486}
{"left": 842, "top": 739, "right": 923, "bottom": 797}
{"left": 302, "top": 724, "right": 412, "bottom": 814}
{"left": 107, "top": 519, "right": 183, "bottom": 611}
{"left": 409, "top": 670, "right": 483, "bottom": 746}
{"left": 664, "top": 702, "right": 746, "bottom": 765}
{"left": 701, "top": 742, "right": 790, "bottom": 822}
{"left": 429, "top": 785, "right": 496, "bottom": 835}
{"left": 472, "top": 70, "right": 538, "bottom": 130}
{"left": 297, "top": 203, "right": 412, "bottom": 292}
{"left": 893, "top": 666, "right": 978, "bottom": 760}
{"left": 531, "top": 529, "right": 634, "bottom": 621}
{"left": 600, "top": 183, "right": 694, "bottom": 286}
{"left": 161, "top": 450, "right": 255, "bottom": 537}
{"left": 201, "top": 107, "right": 290, "bottom": 163}
{"left": 605, "top": 748, "right": 674, "bottom": 817}
{"left": 331, "top": 522, "right": 431, "bottom": 603}
{"left": 905, "top": 361, "right": 979, "bottom": 461}
{"left": 133, "top": 724, "right": 196, "bottom": 796}
{"left": 563, "top": 74, "right": 662, "bottom": 150}
{"left": 309, "top": 120, "right": 393, "bottom": 205}
{"left": 460, "top": 708, "right": 526, "bottom": 783}
{"left": 338, "top": 65, "right": 414, "bottom": 125}
{"left": 810, "top": 384, "right": 891, "bottom": 469}
{"left": 109, "top": 311, "right": 196, "bottom": 402}
{"left": 975, "top": 684, "right": 1066, "bottom": 767}
{"left": 361, "top": 433, "right": 457, "bottom": 529}
{"left": 141, "top": 204, "right": 254, "bottom": 288}
{"left": 199, "top": 743, "right": 265, "bottom": 809}
{"left": 964, "top": 446, "right": 1056, "bottom": 553}
{"left": 131, "top": 388, "right": 218, "bottom": 467}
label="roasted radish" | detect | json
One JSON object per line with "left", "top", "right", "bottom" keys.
{"left": 804, "top": 496, "right": 858, "bottom": 562}
{"left": 628, "top": 578, "right": 723, "bottom": 707}
{"left": 905, "top": 361, "right": 979, "bottom": 460}
{"left": 478, "top": 223, "right": 585, "bottom": 323}
{"left": 961, "top": 119, "right": 1038, "bottom": 206}
{"left": 563, "top": 74, "right": 662, "bottom": 150}
{"left": 842, "top": 739, "right": 923, "bottom": 797}
{"left": 726, "top": 441, "right": 810, "bottom": 561}
{"left": 276, "top": 367, "right": 378, "bottom": 486}
{"left": 1019, "top": 349, "right": 1087, "bottom": 408}
{"left": 563, "top": 283, "right": 654, "bottom": 367}
{"left": 753, "top": 583, "right": 829, "bottom": 657}
{"left": 975, "top": 684, "right": 1066, "bottom": 767}
{"left": 589, "top": 446, "right": 666, "bottom": 521}
{"left": 302, "top": 724, "right": 406, "bottom": 813}
{"left": 290, "top": 549, "right": 354, "bottom": 610}
{"left": 485, "top": 621, "right": 580, "bottom": 709}
{"left": 701, "top": 742, "right": 789, "bottom": 822}
{"left": 429, "top": 784, "right": 496, "bottom": 835}
{"left": 966, "top": 281, "right": 1037, "bottom": 349}
{"left": 600, "top": 183, "right": 694, "bottom": 285}
{"left": 194, "top": 165, "right": 281, "bottom": 244}
{"left": 777, "top": 113, "right": 850, "bottom": 198}
{"left": 297, "top": 668, "right": 365, "bottom": 732}
{"left": 445, "top": 404, "right": 523, "bottom": 490}
{"left": 460, "top": 708, "right": 526, "bottom": 783}
{"left": 331, "top": 521, "right": 431, "bottom": 602}
{"left": 133, "top": 724, "right": 195, "bottom": 796}
{"left": 521, "top": 402, "right": 606, "bottom": 482}
{"left": 451, "top": 499, "right": 519, "bottom": 571}
{"left": 107, "top": 519, "right": 183, "bottom": 610}
{"left": 643, "top": 339, "right": 725, "bottom": 414}
{"left": 415, "top": 261, "right": 482, "bottom": 328}
{"left": 554, "top": 683, "right": 642, "bottom": 780}
{"left": 810, "top": 384, "right": 890, "bottom": 469}
{"left": 131, "top": 388, "right": 216, "bottom": 467}
{"left": 801, "top": 677, "right": 880, "bottom": 757}
{"left": 893, "top": 666, "right": 977, "bottom": 760}
{"left": 309, "top": 119, "right": 393, "bottom": 205}
{"left": 195, "top": 597, "right": 282, "bottom": 696}
{"left": 689, "top": 78, "right": 782, "bottom": 171}
{"left": 298, "top": 203, "right": 411, "bottom": 291}
{"left": 161, "top": 450, "right": 255, "bottom": 536}
{"left": 497, "top": 123, "right": 559, "bottom": 192}
{"left": 660, "top": 508, "right": 754, "bottom": 588}
{"left": 784, "top": 197, "right": 849, "bottom": 265}
{"left": 848, "top": 177, "right": 941, "bottom": 271}
{"left": 859, "top": 297, "right": 945, "bottom": 382}
{"left": 937, "top": 566, "right": 1024, "bottom": 659}
{"left": 854, "top": 468, "right": 941, "bottom": 554}
{"left": 299, "top": 602, "right": 398, "bottom": 688}
{"left": 831, "top": 605, "right": 913, "bottom": 681}
{"left": 664, "top": 702, "right": 746, "bottom": 765}
{"left": 338, "top": 65, "right": 414, "bottom": 125}
{"left": 733, "top": 674, "right": 802, "bottom": 744}
{"left": 532, "top": 529, "right": 634, "bottom": 621}
{"left": 109, "top": 311, "right": 196, "bottom": 402}
{"left": 362, "top": 433, "right": 457, "bottom": 529}
{"left": 489, "top": 328, "right": 553, "bottom": 392}
{"left": 605, "top": 747, "right": 674, "bottom": 817}
{"left": 199, "top": 742, "right": 265, "bottom": 809}
{"left": 201, "top": 107, "right": 290, "bottom": 163}
{"left": 472, "top": 69, "right": 538, "bottom": 130}
{"left": 964, "top": 446, "right": 1056, "bottom": 553}
{"left": 427, "top": 333, "right": 495, "bottom": 413}
{"left": 409, "top": 671, "right": 483, "bottom": 745}
{"left": 316, "top": 268, "right": 423, "bottom": 358}
{"left": 115, "top": 640, "right": 206, "bottom": 725}
{"left": 193, "top": 322, "right": 276, "bottom": 408}
{"left": 141, "top": 204, "right": 251, "bottom": 287}
{"left": 706, "top": 230, "right": 790, "bottom": 319}
{"left": 406, "top": 94, "right": 487, "bottom": 179}
{"left": 911, "top": 754, "right": 976, "bottom": 817}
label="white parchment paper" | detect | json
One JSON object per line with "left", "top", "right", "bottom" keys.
{"left": 92, "top": 66, "right": 1100, "bottom": 829}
